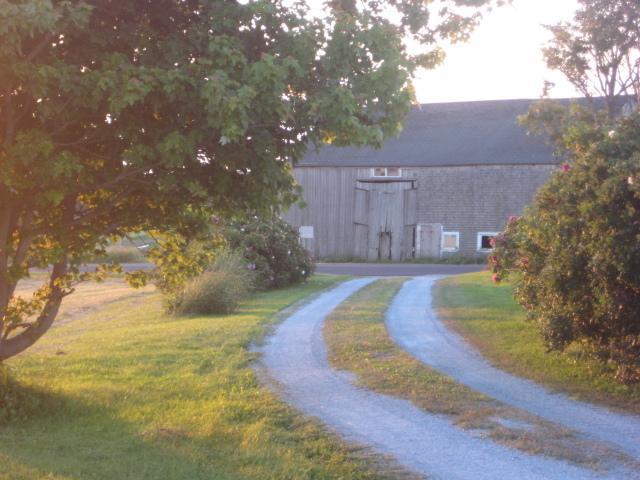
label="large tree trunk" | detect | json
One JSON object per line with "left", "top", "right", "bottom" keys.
{"left": 0, "top": 261, "right": 67, "bottom": 361}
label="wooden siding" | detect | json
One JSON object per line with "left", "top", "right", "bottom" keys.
{"left": 283, "top": 167, "right": 362, "bottom": 259}
{"left": 283, "top": 164, "right": 555, "bottom": 259}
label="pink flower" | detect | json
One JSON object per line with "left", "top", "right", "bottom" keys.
{"left": 561, "top": 163, "right": 571, "bottom": 172}
{"left": 489, "top": 255, "right": 498, "bottom": 265}
{"left": 492, "top": 273, "right": 502, "bottom": 284}
{"left": 508, "top": 215, "right": 520, "bottom": 224}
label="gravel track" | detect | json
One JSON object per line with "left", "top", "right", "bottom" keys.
{"left": 259, "top": 278, "right": 622, "bottom": 480}
{"left": 386, "top": 276, "right": 640, "bottom": 464}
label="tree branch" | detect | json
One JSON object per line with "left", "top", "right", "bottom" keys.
{"left": 23, "top": 33, "right": 54, "bottom": 63}
{"left": 0, "top": 260, "right": 68, "bottom": 361}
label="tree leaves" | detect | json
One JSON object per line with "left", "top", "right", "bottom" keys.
{"left": 0, "top": 0, "right": 497, "bottom": 359}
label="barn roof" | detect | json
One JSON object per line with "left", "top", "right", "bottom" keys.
{"left": 298, "top": 98, "right": 558, "bottom": 168}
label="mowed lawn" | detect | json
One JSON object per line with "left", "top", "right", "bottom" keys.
{"left": 435, "top": 272, "right": 640, "bottom": 414}
{"left": 0, "top": 275, "right": 390, "bottom": 480}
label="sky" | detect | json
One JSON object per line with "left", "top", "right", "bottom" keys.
{"left": 413, "top": 0, "right": 582, "bottom": 103}
{"left": 298, "top": 0, "right": 583, "bottom": 103}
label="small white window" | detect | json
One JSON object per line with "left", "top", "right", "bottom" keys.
{"left": 371, "top": 167, "right": 402, "bottom": 178}
{"left": 441, "top": 232, "right": 460, "bottom": 252}
{"left": 299, "top": 226, "right": 314, "bottom": 239}
{"left": 477, "top": 232, "right": 500, "bottom": 252}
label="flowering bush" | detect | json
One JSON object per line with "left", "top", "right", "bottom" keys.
{"left": 492, "top": 114, "right": 640, "bottom": 383}
{"left": 225, "top": 216, "right": 314, "bottom": 289}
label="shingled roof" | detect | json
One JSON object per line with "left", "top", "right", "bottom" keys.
{"left": 299, "top": 98, "right": 558, "bottom": 167}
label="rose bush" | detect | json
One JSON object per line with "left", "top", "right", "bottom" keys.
{"left": 492, "top": 114, "right": 640, "bottom": 383}
{"left": 225, "top": 216, "right": 314, "bottom": 289}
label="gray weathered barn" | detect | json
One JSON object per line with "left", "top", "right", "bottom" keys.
{"left": 283, "top": 99, "right": 558, "bottom": 260}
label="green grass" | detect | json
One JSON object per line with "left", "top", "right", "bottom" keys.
{"left": 0, "top": 275, "right": 395, "bottom": 480}
{"left": 435, "top": 272, "right": 640, "bottom": 415}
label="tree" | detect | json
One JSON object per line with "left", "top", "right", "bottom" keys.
{"left": 0, "top": 0, "right": 497, "bottom": 360}
{"left": 521, "top": 0, "right": 640, "bottom": 159}
{"left": 543, "top": 0, "right": 640, "bottom": 118}
{"left": 496, "top": 0, "right": 640, "bottom": 383}
{"left": 491, "top": 115, "right": 640, "bottom": 383}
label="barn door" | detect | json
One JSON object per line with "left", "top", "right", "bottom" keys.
{"left": 353, "top": 181, "right": 417, "bottom": 261}
{"left": 402, "top": 187, "right": 417, "bottom": 260}
{"left": 416, "top": 223, "right": 442, "bottom": 258}
{"left": 378, "top": 232, "right": 392, "bottom": 260}
{"left": 354, "top": 188, "right": 369, "bottom": 259}
{"left": 367, "top": 186, "right": 401, "bottom": 260}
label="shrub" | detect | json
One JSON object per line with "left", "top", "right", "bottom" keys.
{"left": 226, "top": 216, "right": 314, "bottom": 289}
{"left": 170, "top": 251, "right": 254, "bottom": 315}
{"left": 492, "top": 114, "right": 640, "bottom": 383}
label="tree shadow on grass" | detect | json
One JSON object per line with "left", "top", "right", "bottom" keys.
{"left": 0, "top": 379, "right": 241, "bottom": 480}
{"left": 1, "top": 367, "right": 65, "bottom": 426}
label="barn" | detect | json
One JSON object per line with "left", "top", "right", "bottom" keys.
{"left": 283, "top": 98, "right": 558, "bottom": 261}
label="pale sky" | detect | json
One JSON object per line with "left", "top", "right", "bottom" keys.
{"left": 414, "top": 0, "right": 582, "bottom": 103}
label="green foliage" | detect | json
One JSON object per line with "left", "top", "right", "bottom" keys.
{"left": 492, "top": 114, "right": 640, "bottom": 383}
{"left": 226, "top": 216, "right": 314, "bottom": 289}
{"left": 0, "top": 0, "right": 497, "bottom": 360}
{"left": 170, "top": 251, "right": 254, "bottom": 315}
{"left": 146, "top": 228, "right": 224, "bottom": 297}
{"left": 508, "top": 0, "right": 640, "bottom": 384}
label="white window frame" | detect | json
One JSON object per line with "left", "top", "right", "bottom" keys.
{"left": 371, "top": 167, "right": 402, "bottom": 178}
{"left": 299, "top": 226, "right": 314, "bottom": 239}
{"left": 441, "top": 231, "right": 460, "bottom": 253}
{"left": 477, "top": 232, "right": 500, "bottom": 252}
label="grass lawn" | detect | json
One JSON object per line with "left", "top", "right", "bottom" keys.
{"left": 323, "top": 279, "right": 602, "bottom": 467}
{"left": 435, "top": 271, "right": 640, "bottom": 415}
{"left": 0, "top": 275, "right": 393, "bottom": 480}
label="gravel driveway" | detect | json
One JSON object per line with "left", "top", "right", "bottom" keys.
{"left": 386, "top": 276, "right": 640, "bottom": 463}
{"left": 259, "top": 278, "right": 622, "bottom": 479}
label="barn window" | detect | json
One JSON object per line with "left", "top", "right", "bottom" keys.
{"left": 477, "top": 232, "right": 499, "bottom": 252}
{"left": 371, "top": 167, "right": 402, "bottom": 178}
{"left": 299, "top": 226, "right": 314, "bottom": 239}
{"left": 441, "top": 232, "right": 460, "bottom": 252}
